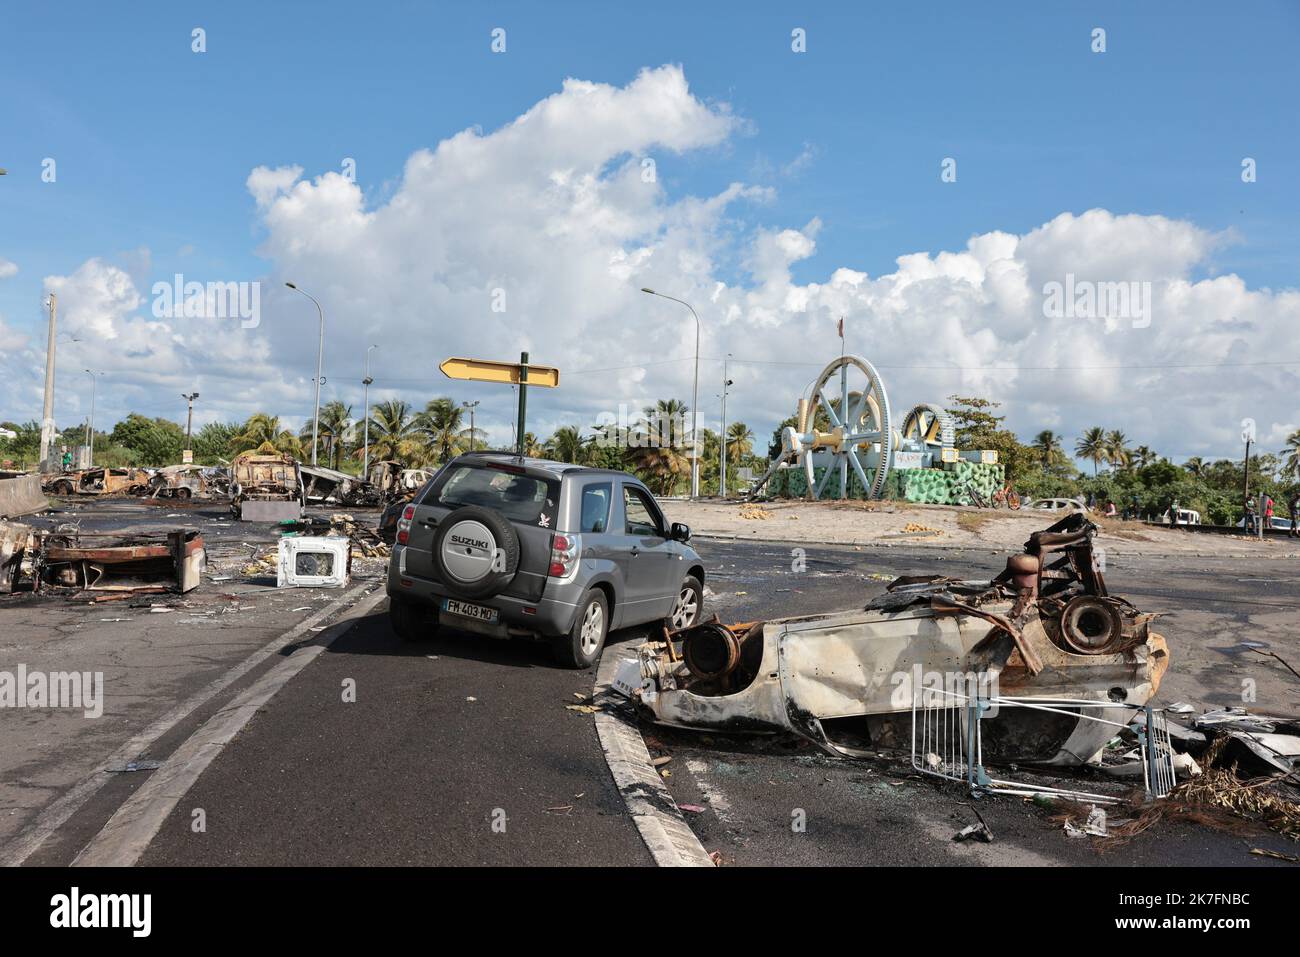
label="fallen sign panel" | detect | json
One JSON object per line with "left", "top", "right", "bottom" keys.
{"left": 619, "top": 513, "right": 1170, "bottom": 769}
{"left": 43, "top": 530, "right": 206, "bottom": 593}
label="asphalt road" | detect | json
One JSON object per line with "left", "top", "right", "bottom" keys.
{"left": 139, "top": 606, "right": 655, "bottom": 866}
{"left": 124, "top": 536, "right": 1300, "bottom": 867}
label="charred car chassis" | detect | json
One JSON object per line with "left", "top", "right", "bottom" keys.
{"left": 621, "top": 514, "right": 1169, "bottom": 769}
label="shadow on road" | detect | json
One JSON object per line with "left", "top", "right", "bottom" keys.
{"left": 322, "top": 600, "right": 660, "bottom": 671}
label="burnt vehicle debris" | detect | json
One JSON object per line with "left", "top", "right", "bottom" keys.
{"left": 42, "top": 467, "right": 151, "bottom": 498}
{"left": 230, "top": 452, "right": 304, "bottom": 521}
{"left": 146, "top": 464, "right": 228, "bottom": 501}
{"left": 0, "top": 520, "right": 205, "bottom": 595}
{"left": 617, "top": 514, "right": 1170, "bottom": 776}
{"left": 299, "top": 463, "right": 381, "bottom": 507}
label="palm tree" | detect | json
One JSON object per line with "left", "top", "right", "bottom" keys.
{"left": 520, "top": 432, "right": 544, "bottom": 457}
{"left": 726, "top": 421, "right": 753, "bottom": 466}
{"left": 1105, "top": 430, "right": 1131, "bottom": 471}
{"left": 1132, "top": 444, "right": 1156, "bottom": 469}
{"left": 230, "top": 413, "right": 303, "bottom": 458}
{"left": 1075, "top": 427, "right": 1107, "bottom": 477}
{"left": 419, "top": 398, "right": 473, "bottom": 463}
{"left": 629, "top": 442, "right": 690, "bottom": 496}
{"left": 1033, "top": 430, "right": 1064, "bottom": 469}
{"left": 306, "top": 401, "right": 352, "bottom": 469}
{"left": 1183, "top": 456, "right": 1206, "bottom": 479}
{"left": 1283, "top": 430, "right": 1300, "bottom": 480}
{"left": 546, "top": 425, "right": 585, "bottom": 464}
{"left": 367, "top": 400, "right": 428, "bottom": 465}
{"left": 639, "top": 398, "right": 690, "bottom": 449}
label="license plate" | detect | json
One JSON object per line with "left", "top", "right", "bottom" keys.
{"left": 441, "top": 598, "right": 499, "bottom": 623}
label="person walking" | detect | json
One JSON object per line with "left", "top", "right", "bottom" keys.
{"left": 1288, "top": 492, "right": 1299, "bottom": 538}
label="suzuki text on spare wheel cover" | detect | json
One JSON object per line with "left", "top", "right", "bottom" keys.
{"left": 386, "top": 451, "right": 706, "bottom": 667}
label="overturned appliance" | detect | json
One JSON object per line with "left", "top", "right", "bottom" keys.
{"left": 619, "top": 513, "right": 1169, "bottom": 769}
{"left": 276, "top": 535, "right": 351, "bottom": 588}
{"left": 42, "top": 530, "right": 206, "bottom": 593}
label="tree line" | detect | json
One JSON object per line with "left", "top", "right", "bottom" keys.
{"left": 0, "top": 397, "right": 762, "bottom": 498}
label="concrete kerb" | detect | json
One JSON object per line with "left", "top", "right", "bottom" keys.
{"left": 593, "top": 645, "right": 715, "bottom": 868}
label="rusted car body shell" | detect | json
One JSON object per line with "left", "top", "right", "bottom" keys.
{"left": 635, "top": 605, "right": 1168, "bottom": 767}
{"left": 230, "top": 453, "right": 303, "bottom": 513}
{"left": 43, "top": 468, "right": 149, "bottom": 496}
{"left": 148, "top": 464, "right": 221, "bottom": 499}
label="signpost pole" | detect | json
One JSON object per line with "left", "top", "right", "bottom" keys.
{"left": 516, "top": 351, "right": 529, "bottom": 457}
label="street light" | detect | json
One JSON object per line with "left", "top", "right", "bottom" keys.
{"left": 462, "top": 400, "right": 480, "bottom": 452}
{"left": 641, "top": 287, "right": 702, "bottom": 499}
{"left": 720, "top": 354, "right": 734, "bottom": 499}
{"left": 84, "top": 369, "right": 101, "bottom": 467}
{"left": 285, "top": 282, "right": 325, "bottom": 466}
{"left": 182, "top": 392, "right": 200, "bottom": 459}
{"left": 362, "top": 345, "right": 377, "bottom": 477}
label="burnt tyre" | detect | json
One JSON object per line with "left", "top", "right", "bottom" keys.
{"left": 553, "top": 588, "right": 608, "bottom": 669}
{"left": 432, "top": 506, "right": 521, "bottom": 600}
{"left": 52, "top": 480, "right": 73, "bottom": 496}
{"left": 668, "top": 575, "right": 704, "bottom": 631}
{"left": 389, "top": 595, "right": 437, "bottom": 642}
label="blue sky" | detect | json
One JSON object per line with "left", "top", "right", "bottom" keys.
{"left": 1, "top": 1, "right": 1297, "bottom": 456}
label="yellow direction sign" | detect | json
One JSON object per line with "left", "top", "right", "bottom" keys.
{"left": 439, "top": 356, "right": 560, "bottom": 388}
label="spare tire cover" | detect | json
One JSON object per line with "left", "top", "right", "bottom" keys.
{"left": 433, "top": 506, "right": 522, "bottom": 599}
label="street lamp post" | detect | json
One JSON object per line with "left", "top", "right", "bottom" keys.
{"left": 641, "top": 287, "right": 701, "bottom": 499}
{"left": 39, "top": 294, "right": 57, "bottom": 468}
{"left": 463, "top": 400, "right": 480, "bottom": 452}
{"left": 719, "top": 355, "right": 734, "bottom": 499}
{"left": 363, "top": 345, "right": 377, "bottom": 478}
{"left": 182, "top": 392, "right": 200, "bottom": 460}
{"left": 84, "top": 369, "right": 100, "bottom": 467}
{"left": 285, "top": 282, "right": 325, "bottom": 466}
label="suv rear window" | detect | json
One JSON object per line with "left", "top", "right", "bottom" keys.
{"left": 426, "top": 463, "right": 560, "bottom": 525}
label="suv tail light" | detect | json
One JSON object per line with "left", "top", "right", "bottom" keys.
{"left": 548, "top": 532, "right": 581, "bottom": 579}
{"left": 396, "top": 504, "right": 416, "bottom": 545}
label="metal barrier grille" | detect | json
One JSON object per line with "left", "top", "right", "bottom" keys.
{"left": 911, "top": 688, "right": 1171, "bottom": 804}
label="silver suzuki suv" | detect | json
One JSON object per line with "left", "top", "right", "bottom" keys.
{"left": 386, "top": 452, "right": 705, "bottom": 668}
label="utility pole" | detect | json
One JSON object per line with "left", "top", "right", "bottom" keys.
{"left": 182, "top": 392, "right": 199, "bottom": 461}
{"left": 1241, "top": 418, "right": 1256, "bottom": 530}
{"left": 719, "top": 355, "right": 733, "bottom": 498}
{"left": 39, "top": 294, "right": 57, "bottom": 468}
{"left": 84, "top": 370, "right": 100, "bottom": 467}
{"left": 362, "top": 345, "right": 376, "bottom": 478}
{"left": 285, "top": 282, "right": 325, "bottom": 465}
{"left": 463, "top": 400, "right": 480, "bottom": 452}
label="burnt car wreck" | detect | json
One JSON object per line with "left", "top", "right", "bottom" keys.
{"left": 618, "top": 514, "right": 1170, "bottom": 779}
{"left": 0, "top": 520, "right": 205, "bottom": 595}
